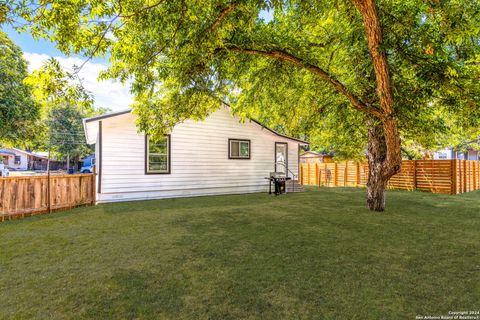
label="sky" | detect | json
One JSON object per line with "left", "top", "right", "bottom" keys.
{"left": 3, "top": 25, "right": 133, "bottom": 112}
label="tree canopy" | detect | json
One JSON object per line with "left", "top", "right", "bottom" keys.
{"left": 5, "top": 1, "right": 479, "bottom": 147}
{"left": 0, "top": 30, "right": 39, "bottom": 145}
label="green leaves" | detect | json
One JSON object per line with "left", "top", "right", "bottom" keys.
{"left": 25, "top": 58, "right": 99, "bottom": 158}
{"left": 0, "top": 30, "right": 39, "bottom": 145}
{"left": 25, "top": 58, "right": 94, "bottom": 113}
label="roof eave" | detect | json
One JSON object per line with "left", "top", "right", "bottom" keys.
{"left": 249, "top": 118, "right": 309, "bottom": 144}
{"left": 84, "top": 109, "right": 132, "bottom": 123}
{"left": 82, "top": 107, "right": 310, "bottom": 145}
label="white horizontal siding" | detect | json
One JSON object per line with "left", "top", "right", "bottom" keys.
{"left": 97, "top": 106, "right": 301, "bottom": 202}
{"left": 98, "top": 185, "right": 269, "bottom": 203}
{"left": 6, "top": 153, "right": 28, "bottom": 170}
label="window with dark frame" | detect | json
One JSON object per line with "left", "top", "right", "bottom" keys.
{"left": 229, "top": 139, "right": 250, "bottom": 159}
{"left": 14, "top": 155, "right": 21, "bottom": 164}
{"left": 146, "top": 135, "right": 170, "bottom": 174}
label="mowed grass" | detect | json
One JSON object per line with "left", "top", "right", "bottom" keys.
{"left": 1, "top": 188, "right": 479, "bottom": 319}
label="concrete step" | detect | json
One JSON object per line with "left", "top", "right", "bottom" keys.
{"left": 286, "top": 181, "right": 305, "bottom": 192}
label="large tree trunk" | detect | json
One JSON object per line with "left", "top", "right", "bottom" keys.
{"left": 353, "top": 0, "right": 403, "bottom": 211}
{"left": 366, "top": 121, "right": 402, "bottom": 211}
{"left": 366, "top": 124, "right": 388, "bottom": 211}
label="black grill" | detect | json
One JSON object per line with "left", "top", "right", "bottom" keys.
{"left": 266, "top": 172, "right": 291, "bottom": 195}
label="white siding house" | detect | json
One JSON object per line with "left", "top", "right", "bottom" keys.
{"left": 83, "top": 106, "right": 308, "bottom": 203}
{"left": 0, "top": 148, "right": 48, "bottom": 170}
{"left": 433, "top": 148, "right": 479, "bottom": 160}
{"left": 433, "top": 148, "right": 455, "bottom": 160}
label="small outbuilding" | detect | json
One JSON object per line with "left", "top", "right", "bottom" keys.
{"left": 299, "top": 151, "right": 333, "bottom": 164}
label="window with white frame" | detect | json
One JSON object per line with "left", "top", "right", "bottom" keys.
{"left": 229, "top": 139, "right": 250, "bottom": 159}
{"left": 146, "top": 135, "right": 170, "bottom": 174}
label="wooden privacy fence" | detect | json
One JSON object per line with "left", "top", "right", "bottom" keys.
{"left": 300, "top": 160, "right": 480, "bottom": 195}
{"left": 0, "top": 174, "right": 95, "bottom": 221}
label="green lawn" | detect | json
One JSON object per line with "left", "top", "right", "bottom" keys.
{"left": 1, "top": 188, "right": 479, "bottom": 319}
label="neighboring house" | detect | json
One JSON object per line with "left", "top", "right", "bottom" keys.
{"left": 433, "top": 148, "right": 479, "bottom": 160}
{"left": 300, "top": 151, "right": 334, "bottom": 164}
{"left": 83, "top": 106, "right": 309, "bottom": 203}
{"left": 0, "top": 149, "right": 16, "bottom": 170}
{"left": 0, "top": 148, "right": 49, "bottom": 170}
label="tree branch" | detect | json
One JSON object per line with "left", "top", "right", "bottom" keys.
{"left": 222, "top": 46, "right": 384, "bottom": 119}
{"left": 204, "top": 3, "right": 237, "bottom": 33}
{"left": 352, "top": 0, "right": 394, "bottom": 117}
{"left": 76, "top": 14, "right": 120, "bottom": 73}
{"left": 352, "top": 0, "right": 402, "bottom": 177}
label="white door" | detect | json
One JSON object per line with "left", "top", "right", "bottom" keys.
{"left": 275, "top": 143, "right": 288, "bottom": 174}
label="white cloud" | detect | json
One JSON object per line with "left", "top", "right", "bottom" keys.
{"left": 23, "top": 52, "right": 134, "bottom": 112}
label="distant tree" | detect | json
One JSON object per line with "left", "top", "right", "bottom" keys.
{"left": 25, "top": 58, "right": 104, "bottom": 169}
{"left": 0, "top": 31, "right": 39, "bottom": 145}
{"left": 5, "top": 0, "right": 480, "bottom": 210}
{"left": 47, "top": 105, "right": 93, "bottom": 170}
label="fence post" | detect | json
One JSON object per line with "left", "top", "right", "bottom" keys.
{"left": 466, "top": 161, "right": 469, "bottom": 192}
{"left": 476, "top": 161, "right": 479, "bottom": 190}
{"left": 473, "top": 161, "right": 476, "bottom": 191}
{"left": 308, "top": 162, "right": 312, "bottom": 184}
{"left": 334, "top": 162, "right": 338, "bottom": 187}
{"left": 410, "top": 160, "right": 416, "bottom": 190}
{"left": 92, "top": 165, "right": 97, "bottom": 205}
{"left": 324, "top": 163, "right": 327, "bottom": 186}
{"left": 463, "top": 160, "right": 467, "bottom": 193}
{"left": 451, "top": 160, "right": 457, "bottom": 195}
{"left": 475, "top": 161, "right": 478, "bottom": 191}
{"left": 299, "top": 164, "right": 303, "bottom": 185}
{"left": 344, "top": 161, "right": 348, "bottom": 186}
{"left": 0, "top": 178, "right": 4, "bottom": 222}
{"left": 466, "top": 161, "right": 470, "bottom": 192}
{"left": 458, "top": 160, "right": 462, "bottom": 194}
{"left": 315, "top": 162, "right": 320, "bottom": 186}
{"left": 356, "top": 163, "right": 360, "bottom": 186}
{"left": 47, "top": 170, "right": 51, "bottom": 214}
{"left": 477, "top": 161, "right": 480, "bottom": 190}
